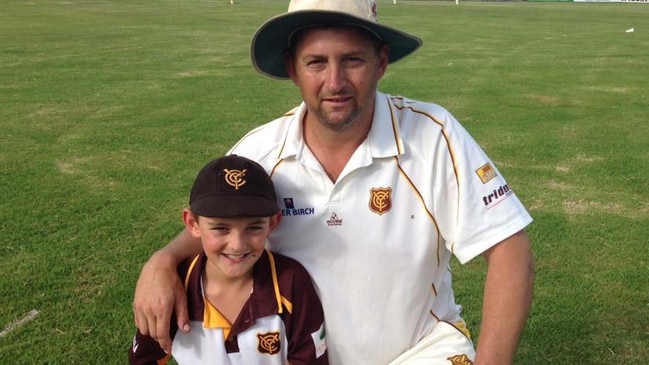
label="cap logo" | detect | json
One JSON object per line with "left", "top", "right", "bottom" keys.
{"left": 224, "top": 168, "right": 247, "bottom": 190}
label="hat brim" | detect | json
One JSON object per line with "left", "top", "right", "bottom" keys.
{"left": 191, "top": 195, "right": 279, "bottom": 218}
{"left": 251, "top": 10, "right": 422, "bottom": 80}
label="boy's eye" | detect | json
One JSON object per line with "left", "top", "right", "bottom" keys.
{"left": 247, "top": 225, "right": 264, "bottom": 232}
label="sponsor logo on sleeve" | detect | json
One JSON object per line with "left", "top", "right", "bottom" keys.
{"left": 482, "top": 184, "right": 514, "bottom": 209}
{"left": 311, "top": 323, "right": 327, "bottom": 358}
{"left": 475, "top": 162, "right": 498, "bottom": 184}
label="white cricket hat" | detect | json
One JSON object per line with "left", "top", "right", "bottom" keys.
{"left": 251, "top": 0, "right": 423, "bottom": 79}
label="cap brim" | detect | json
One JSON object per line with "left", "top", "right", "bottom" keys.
{"left": 191, "top": 195, "right": 279, "bottom": 218}
{"left": 251, "top": 10, "right": 422, "bottom": 80}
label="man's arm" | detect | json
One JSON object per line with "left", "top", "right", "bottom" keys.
{"left": 133, "top": 228, "right": 202, "bottom": 354}
{"left": 474, "top": 229, "right": 534, "bottom": 365}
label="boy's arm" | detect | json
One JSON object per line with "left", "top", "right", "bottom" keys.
{"left": 128, "top": 330, "right": 172, "bottom": 365}
{"left": 133, "top": 228, "right": 202, "bottom": 354}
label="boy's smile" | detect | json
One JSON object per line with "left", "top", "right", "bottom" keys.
{"left": 184, "top": 213, "right": 281, "bottom": 283}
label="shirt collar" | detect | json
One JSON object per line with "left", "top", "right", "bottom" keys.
{"left": 195, "top": 250, "right": 283, "bottom": 337}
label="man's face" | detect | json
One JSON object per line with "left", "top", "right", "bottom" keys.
{"left": 287, "top": 26, "right": 388, "bottom": 132}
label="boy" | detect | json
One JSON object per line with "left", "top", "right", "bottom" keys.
{"left": 129, "top": 155, "right": 328, "bottom": 364}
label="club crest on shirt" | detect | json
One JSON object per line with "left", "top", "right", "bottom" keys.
{"left": 257, "top": 331, "right": 281, "bottom": 355}
{"left": 369, "top": 187, "right": 392, "bottom": 215}
{"left": 447, "top": 354, "right": 474, "bottom": 365}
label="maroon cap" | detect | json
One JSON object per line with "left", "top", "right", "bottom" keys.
{"left": 189, "top": 155, "right": 279, "bottom": 217}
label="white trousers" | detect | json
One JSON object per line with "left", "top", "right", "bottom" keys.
{"left": 388, "top": 321, "right": 476, "bottom": 365}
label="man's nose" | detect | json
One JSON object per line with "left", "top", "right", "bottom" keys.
{"left": 325, "top": 62, "right": 346, "bottom": 92}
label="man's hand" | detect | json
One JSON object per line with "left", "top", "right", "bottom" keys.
{"left": 133, "top": 252, "right": 191, "bottom": 354}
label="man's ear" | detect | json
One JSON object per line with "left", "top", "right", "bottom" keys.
{"left": 284, "top": 52, "right": 299, "bottom": 85}
{"left": 377, "top": 44, "right": 389, "bottom": 78}
{"left": 182, "top": 208, "right": 201, "bottom": 238}
{"left": 269, "top": 211, "right": 282, "bottom": 231}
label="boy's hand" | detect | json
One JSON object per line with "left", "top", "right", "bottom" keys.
{"left": 133, "top": 256, "right": 190, "bottom": 354}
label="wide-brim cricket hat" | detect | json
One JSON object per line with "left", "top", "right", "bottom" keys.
{"left": 189, "top": 155, "right": 279, "bottom": 218}
{"left": 251, "top": 0, "right": 423, "bottom": 79}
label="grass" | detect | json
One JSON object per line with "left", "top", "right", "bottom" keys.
{"left": 1, "top": 0, "right": 648, "bottom": 363}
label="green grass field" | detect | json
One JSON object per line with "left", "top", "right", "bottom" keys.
{"left": 1, "top": 0, "right": 647, "bottom": 363}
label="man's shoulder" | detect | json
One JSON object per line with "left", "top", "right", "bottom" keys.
{"left": 228, "top": 106, "right": 301, "bottom": 164}
{"left": 385, "top": 93, "right": 455, "bottom": 121}
{"left": 240, "top": 111, "right": 295, "bottom": 143}
{"left": 378, "top": 93, "right": 461, "bottom": 142}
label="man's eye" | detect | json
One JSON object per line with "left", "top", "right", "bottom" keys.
{"left": 306, "top": 60, "right": 326, "bottom": 69}
{"left": 344, "top": 57, "right": 363, "bottom": 66}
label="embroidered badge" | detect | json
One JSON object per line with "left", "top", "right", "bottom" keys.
{"left": 447, "top": 354, "right": 473, "bottom": 365}
{"left": 224, "top": 168, "right": 247, "bottom": 189}
{"left": 369, "top": 187, "right": 392, "bottom": 215}
{"left": 257, "top": 332, "right": 281, "bottom": 355}
{"left": 475, "top": 162, "right": 497, "bottom": 184}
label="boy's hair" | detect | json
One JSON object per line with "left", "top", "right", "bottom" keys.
{"left": 189, "top": 155, "right": 279, "bottom": 218}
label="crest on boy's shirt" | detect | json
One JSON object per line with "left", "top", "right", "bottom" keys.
{"left": 475, "top": 162, "right": 497, "bottom": 184}
{"left": 447, "top": 354, "right": 474, "bottom": 365}
{"left": 257, "top": 332, "right": 280, "bottom": 355}
{"left": 369, "top": 187, "right": 392, "bottom": 215}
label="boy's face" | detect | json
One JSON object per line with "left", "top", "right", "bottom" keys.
{"left": 184, "top": 212, "right": 280, "bottom": 281}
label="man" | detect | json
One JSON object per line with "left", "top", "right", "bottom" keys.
{"left": 133, "top": 1, "right": 534, "bottom": 364}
